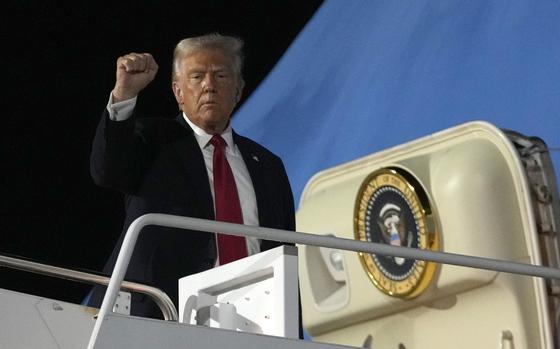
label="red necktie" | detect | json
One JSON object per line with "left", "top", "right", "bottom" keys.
{"left": 210, "top": 135, "right": 248, "bottom": 265}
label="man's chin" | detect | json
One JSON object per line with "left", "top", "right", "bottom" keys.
{"left": 199, "top": 114, "right": 230, "bottom": 133}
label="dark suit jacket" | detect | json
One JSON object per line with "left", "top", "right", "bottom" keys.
{"left": 87, "top": 110, "right": 295, "bottom": 318}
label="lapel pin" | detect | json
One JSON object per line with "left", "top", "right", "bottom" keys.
{"left": 252, "top": 155, "right": 259, "bottom": 162}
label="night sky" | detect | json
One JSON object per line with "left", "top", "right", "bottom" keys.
{"left": 2, "top": 1, "right": 323, "bottom": 303}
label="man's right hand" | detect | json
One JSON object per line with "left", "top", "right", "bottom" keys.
{"left": 112, "top": 53, "right": 159, "bottom": 103}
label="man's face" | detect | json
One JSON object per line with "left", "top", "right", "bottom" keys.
{"left": 172, "top": 49, "right": 241, "bottom": 134}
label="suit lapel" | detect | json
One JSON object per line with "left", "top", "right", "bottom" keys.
{"left": 172, "top": 114, "right": 214, "bottom": 219}
{"left": 233, "top": 132, "right": 270, "bottom": 228}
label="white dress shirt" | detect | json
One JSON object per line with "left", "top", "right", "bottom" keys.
{"left": 106, "top": 95, "right": 261, "bottom": 258}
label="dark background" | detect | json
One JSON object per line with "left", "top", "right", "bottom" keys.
{"left": 2, "top": 1, "right": 323, "bottom": 303}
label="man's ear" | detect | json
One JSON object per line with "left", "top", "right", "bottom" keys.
{"left": 172, "top": 82, "right": 182, "bottom": 104}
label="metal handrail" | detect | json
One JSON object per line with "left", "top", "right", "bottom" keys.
{"left": 0, "top": 254, "right": 178, "bottom": 321}
{"left": 88, "top": 213, "right": 560, "bottom": 349}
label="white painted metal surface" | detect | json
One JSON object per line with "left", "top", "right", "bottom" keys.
{"left": 297, "top": 121, "right": 558, "bottom": 349}
{"left": 92, "top": 313, "right": 357, "bottom": 349}
{"left": 0, "top": 287, "right": 356, "bottom": 349}
{"left": 179, "top": 245, "right": 299, "bottom": 338}
{"left": 0, "top": 288, "right": 95, "bottom": 349}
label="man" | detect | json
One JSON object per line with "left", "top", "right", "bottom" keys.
{"left": 87, "top": 33, "right": 295, "bottom": 319}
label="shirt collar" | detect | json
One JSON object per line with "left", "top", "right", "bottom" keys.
{"left": 182, "top": 113, "right": 235, "bottom": 150}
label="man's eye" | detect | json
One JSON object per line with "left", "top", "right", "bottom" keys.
{"left": 190, "top": 74, "right": 203, "bottom": 80}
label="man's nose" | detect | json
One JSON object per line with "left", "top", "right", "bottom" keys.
{"left": 201, "top": 74, "right": 217, "bottom": 92}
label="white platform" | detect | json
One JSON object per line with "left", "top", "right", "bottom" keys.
{"left": 0, "top": 288, "right": 95, "bottom": 349}
{"left": 179, "top": 245, "right": 299, "bottom": 338}
{"left": 93, "top": 314, "right": 358, "bottom": 349}
{"left": 0, "top": 287, "right": 359, "bottom": 349}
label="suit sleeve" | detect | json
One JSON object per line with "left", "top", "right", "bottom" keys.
{"left": 261, "top": 156, "right": 296, "bottom": 251}
{"left": 278, "top": 160, "right": 296, "bottom": 232}
{"left": 90, "top": 109, "right": 148, "bottom": 194}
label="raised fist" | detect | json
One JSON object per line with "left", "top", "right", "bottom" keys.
{"left": 112, "top": 53, "right": 159, "bottom": 102}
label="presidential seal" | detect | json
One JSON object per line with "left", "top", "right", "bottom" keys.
{"left": 354, "top": 168, "right": 439, "bottom": 298}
